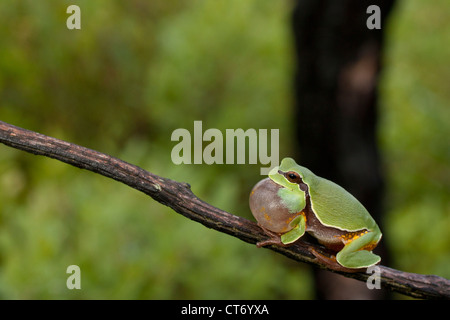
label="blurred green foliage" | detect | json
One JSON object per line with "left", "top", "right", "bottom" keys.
{"left": 0, "top": 0, "right": 448, "bottom": 299}
{"left": 380, "top": 0, "right": 450, "bottom": 279}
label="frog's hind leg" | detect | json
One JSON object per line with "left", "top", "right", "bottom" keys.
{"left": 336, "top": 230, "right": 381, "bottom": 269}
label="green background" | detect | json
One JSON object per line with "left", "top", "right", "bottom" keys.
{"left": 0, "top": 0, "right": 448, "bottom": 299}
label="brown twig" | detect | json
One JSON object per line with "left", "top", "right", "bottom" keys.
{"left": 0, "top": 120, "right": 449, "bottom": 299}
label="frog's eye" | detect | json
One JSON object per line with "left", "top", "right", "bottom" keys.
{"left": 285, "top": 171, "right": 301, "bottom": 183}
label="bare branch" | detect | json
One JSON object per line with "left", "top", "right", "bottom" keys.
{"left": 0, "top": 120, "right": 449, "bottom": 299}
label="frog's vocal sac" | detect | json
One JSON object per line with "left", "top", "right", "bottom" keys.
{"left": 249, "top": 158, "right": 382, "bottom": 271}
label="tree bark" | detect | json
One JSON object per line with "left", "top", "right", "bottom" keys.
{"left": 1, "top": 120, "right": 449, "bottom": 299}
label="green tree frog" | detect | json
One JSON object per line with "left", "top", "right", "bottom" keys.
{"left": 249, "top": 157, "right": 382, "bottom": 271}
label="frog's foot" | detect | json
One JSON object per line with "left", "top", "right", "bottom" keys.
{"left": 309, "top": 248, "right": 365, "bottom": 273}
{"left": 256, "top": 225, "right": 288, "bottom": 248}
{"left": 257, "top": 237, "right": 287, "bottom": 248}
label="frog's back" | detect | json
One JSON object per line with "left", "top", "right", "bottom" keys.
{"left": 299, "top": 166, "right": 379, "bottom": 233}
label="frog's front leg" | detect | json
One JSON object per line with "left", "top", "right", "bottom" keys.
{"left": 336, "top": 229, "right": 381, "bottom": 269}
{"left": 256, "top": 225, "right": 285, "bottom": 247}
{"left": 257, "top": 213, "right": 306, "bottom": 248}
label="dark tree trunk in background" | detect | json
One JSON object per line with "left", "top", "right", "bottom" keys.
{"left": 292, "top": 0, "right": 396, "bottom": 299}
